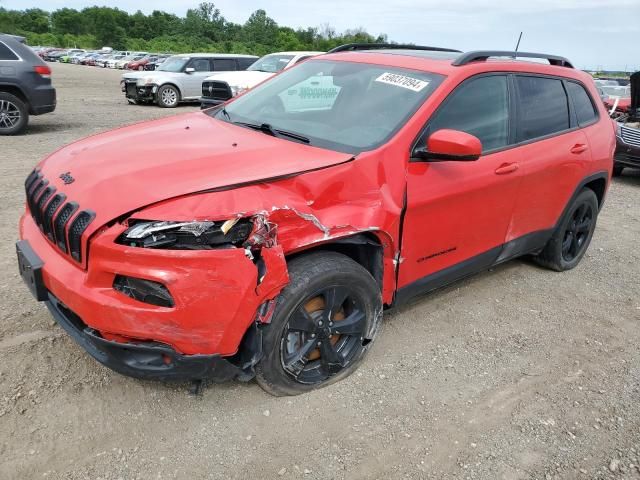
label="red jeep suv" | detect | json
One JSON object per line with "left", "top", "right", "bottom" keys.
{"left": 17, "top": 44, "right": 615, "bottom": 396}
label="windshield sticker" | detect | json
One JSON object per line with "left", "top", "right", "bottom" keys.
{"left": 375, "top": 72, "right": 429, "bottom": 92}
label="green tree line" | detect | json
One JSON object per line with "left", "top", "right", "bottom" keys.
{"left": 0, "top": 3, "right": 389, "bottom": 55}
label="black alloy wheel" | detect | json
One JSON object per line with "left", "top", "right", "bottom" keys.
{"left": 561, "top": 202, "right": 594, "bottom": 262}
{"left": 256, "top": 252, "right": 382, "bottom": 396}
{"left": 281, "top": 285, "right": 368, "bottom": 384}
{"left": 534, "top": 188, "right": 599, "bottom": 271}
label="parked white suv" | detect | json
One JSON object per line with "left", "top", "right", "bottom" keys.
{"left": 121, "top": 53, "right": 258, "bottom": 107}
{"left": 200, "top": 51, "right": 322, "bottom": 108}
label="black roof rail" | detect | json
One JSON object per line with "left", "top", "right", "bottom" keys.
{"left": 453, "top": 50, "right": 574, "bottom": 68}
{"left": 328, "top": 43, "right": 462, "bottom": 54}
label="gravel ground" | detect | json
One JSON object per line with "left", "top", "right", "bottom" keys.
{"left": 1, "top": 63, "right": 639, "bottom": 480}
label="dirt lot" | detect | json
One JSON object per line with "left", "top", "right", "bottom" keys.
{"left": 1, "top": 63, "right": 639, "bottom": 480}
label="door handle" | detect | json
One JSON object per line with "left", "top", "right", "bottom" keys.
{"left": 570, "top": 144, "right": 588, "bottom": 154}
{"left": 494, "top": 163, "right": 519, "bottom": 175}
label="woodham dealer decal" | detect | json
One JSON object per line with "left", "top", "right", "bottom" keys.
{"left": 375, "top": 72, "right": 429, "bottom": 92}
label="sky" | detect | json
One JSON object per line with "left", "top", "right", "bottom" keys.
{"left": 3, "top": 0, "right": 638, "bottom": 71}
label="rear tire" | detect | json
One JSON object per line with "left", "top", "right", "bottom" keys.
{"left": 156, "top": 85, "right": 180, "bottom": 108}
{"left": 255, "top": 252, "right": 382, "bottom": 396}
{"left": 533, "top": 188, "right": 599, "bottom": 271}
{"left": 0, "top": 92, "right": 28, "bottom": 135}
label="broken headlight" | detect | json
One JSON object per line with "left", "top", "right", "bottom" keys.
{"left": 117, "top": 219, "right": 252, "bottom": 249}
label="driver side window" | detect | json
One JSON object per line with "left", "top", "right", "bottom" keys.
{"left": 421, "top": 75, "right": 510, "bottom": 153}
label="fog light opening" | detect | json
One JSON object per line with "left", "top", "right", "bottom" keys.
{"left": 113, "top": 275, "right": 175, "bottom": 308}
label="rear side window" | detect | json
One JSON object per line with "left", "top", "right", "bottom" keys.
{"left": 566, "top": 81, "right": 598, "bottom": 126}
{"left": 213, "top": 58, "right": 237, "bottom": 71}
{"left": 426, "top": 75, "right": 510, "bottom": 152}
{"left": 516, "top": 76, "right": 570, "bottom": 141}
{"left": 0, "top": 42, "right": 19, "bottom": 60}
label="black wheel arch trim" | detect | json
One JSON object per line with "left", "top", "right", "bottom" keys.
{"left": 556, "top": 171, "right": 609, "bottom": 222}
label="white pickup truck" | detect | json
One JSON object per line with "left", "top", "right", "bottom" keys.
{"left": 200, "top": 51, "right": 322, "bottom": 108}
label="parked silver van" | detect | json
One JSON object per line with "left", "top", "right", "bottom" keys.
{"left": 121, "top": 53, "right": 258, "bottom": 107}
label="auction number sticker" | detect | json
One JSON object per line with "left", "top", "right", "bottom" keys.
{"left": 375, "top": 72, "right": 429, "bottom": 92}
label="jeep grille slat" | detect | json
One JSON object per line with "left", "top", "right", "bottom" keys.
{"left": 34, "top": 186, "right": 56, "bottom": 229}
{"left": 42, "top": 193, "right": 66, "bottom": 240}
{"left": 68, "top": 211, "right": 95, "bottom": 262}
{"left": 53, "top": 201, "right": 79, "bottom": 254}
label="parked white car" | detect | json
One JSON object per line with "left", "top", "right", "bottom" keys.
{"left": 105, "top": 54, "right": 126, "bottom": 69}
{"left": 199, "top": 51, "right": 323, "bottom": 108}
{"left": 121, "top": 53, "right": 258, "bottom": 107}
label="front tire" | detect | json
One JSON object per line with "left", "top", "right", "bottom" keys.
{"left": 156, "top": 85, "right": 179, "bottom": 108}
{"left": 0, "top": 92, "right": 28, "bottom": 135}
{"left": 533, "top": 188, "right": 599, "bottom": 271}
{"left": 255, "top": 252, "right": 382, "bottom": 396}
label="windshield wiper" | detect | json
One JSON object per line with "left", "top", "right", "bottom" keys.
{"left": 233, "top": 121, "right": 310, "bottom": 144}
{"left": 219, "top": 106, "right": 231, "bottom": 121}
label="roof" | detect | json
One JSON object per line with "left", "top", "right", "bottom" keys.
{"left": 268, "top": 51, "right": 324, "bottom": 56}
{"left": 170, "top": 53, "right": 259, "bottom": 59}
{"left": 320, "top": 48, "right": 588, "bottom": 83}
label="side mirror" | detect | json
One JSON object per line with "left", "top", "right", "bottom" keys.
{"left": 185, "top": 67, "right": 195, "bottom": 74}
{"left": 414, "top": 129, "right": 482, "bottom": 162}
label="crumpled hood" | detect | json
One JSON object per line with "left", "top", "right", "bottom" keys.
{"left": 36, "top": 112, "right": 352, "bottom": 235}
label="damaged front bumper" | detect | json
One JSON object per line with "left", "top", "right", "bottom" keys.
{"left": 19, "top": 213, "right": 289, "bottom": 380}
{"left": 46, "top": 292, "right": 243, "bottom": 382}
{"left": 122, "top": 80, "right": 156, "bottom": 102}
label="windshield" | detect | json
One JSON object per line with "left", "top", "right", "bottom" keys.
{"left": 248, "top": 54, "right": 295, "bottom": 73}
{"left": 158, "top": 57, "right": 189, "bottom": 72}
{"left": 602, "top": 86, "right": 630, "bottom": 98}
{"left": 209, "top": 60, "right": 443, "bottom": 154}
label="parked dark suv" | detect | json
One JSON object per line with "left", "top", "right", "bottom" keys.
{"left": 0, "top": 34, "right": 56, "bottom": 135}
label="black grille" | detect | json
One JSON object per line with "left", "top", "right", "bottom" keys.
{"left": 25, "top": 169, "right": 40, "bottom": 191}
{"left": 34, "top": 186, "right": 56, "bottom": 229}
{"left": 26, "top": 179, "right": 48, "bottom": 218}
{"left": 42, "top": 193, "right": 66, "bottom": 240}
{"left": 24, "top": 169, "right": 96, "bottom": 264}
{"left": 68, "top": 210, "right": 95, "bottom": 262}
{"left": 201, "top": 80, "right": 232, "bottom": 101}
{"left": 54, "top": 202, "right": 78, "bottom": 253}
{"left": 621, "top": 125, "right": 640, "bottom": 148}
{"left": 126, "top": 82, "right": 138, "bottom": 97}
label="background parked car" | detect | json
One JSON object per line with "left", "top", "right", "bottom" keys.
{"left": 602, "top": 85, "right": 631, "bottom": 114}
{"left": 43, "top": 49, "right": 67, "bottom": 62}
{"left": 116, "top": 53, "right": 147, "bottom": 69}
{"left": 144, "top": 56, "right": 170, "bottom": 71}
{"left": 127, "top": 55, "right": 159, "bottom": 71}
{"left": 121, "top": 53, "right": 258, "bottom": 107}
{"left": 0, "top": 33, "right": 56, "bottom": 134}
{"left": 105, "top": 54, "right": 125, "bottom": 68}
{"left": 58, "top": 49, "right": 85, "bottom": 63}
{"left": 200, "top": 51, "right": 322, "bottom": 107}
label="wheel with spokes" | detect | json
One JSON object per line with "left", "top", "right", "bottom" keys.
{"left": 256, "top": 252, "right": 382, "bottom": 396}
{"left": 0, "top": 92, "right": 28, "bottom": 135}
{"left": 156, "top": 84, "right": 180, "bottom": 108}
{"left": 534, "top": 188, "right": 598, "bottom": 271}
